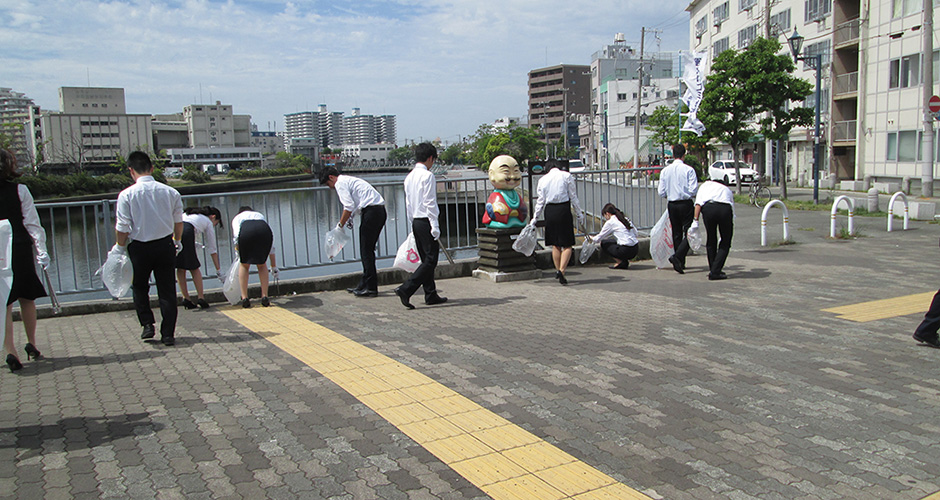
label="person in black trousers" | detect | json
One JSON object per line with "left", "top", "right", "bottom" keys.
{"left": 115, "top": 152, "right": 183, "bottom": 346}
{"left": 914, "top": 237, "right": 940, "bottom": 348}
{"left": 658, "top": 144, "right": 699, "bottom": 274}
{"left": 693, "top": 179, "right": 735, "bottom": 280}
{"left": 319, "top": 167, "right": 387, "bottom": 297}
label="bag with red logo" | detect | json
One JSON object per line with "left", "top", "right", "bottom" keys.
{"left": 393, "top": 232, "right": 421, "bottom": 273}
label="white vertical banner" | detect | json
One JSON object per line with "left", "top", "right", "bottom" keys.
{"left": 680, "top": 50, "right": 708, "bottom": 136}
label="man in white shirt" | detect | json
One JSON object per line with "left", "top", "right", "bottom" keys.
{"left": 530, "top": 159, "right": 585, "bottom": 285}
{"left": 692, "top": 179, "right": 735, "bottom": 280}
{"left": 394, "top": 143, "right": 447, "bottom": 309}
{"left": 319, "top": 167, "right": 387, "bottom": 297}
{"left": 658, "top": 144, "right": 699, "bottom": 274}
{"left": 115, "top": 151, "right": 184, "bottom": 345}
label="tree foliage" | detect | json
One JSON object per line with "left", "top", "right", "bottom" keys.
{"left": 465, "top": 124, "right": 544, "bottom": 170}
{"left": 388, "top": 146, "right": 414, "bottom": 165}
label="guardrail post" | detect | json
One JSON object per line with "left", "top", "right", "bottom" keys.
{"left": 887, "top": 191, "right": 909, "bottom": 232}
{"left": 760, "top": 200, "right": 790, "bottom": 246}
{"left": 830, "top": 195, "right": 855, "bottom": 238}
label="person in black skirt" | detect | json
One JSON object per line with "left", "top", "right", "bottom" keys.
{"left": 231, "top": 207, "right": 278, "bottom": 308}
{"left": 529, "top": 159, "right": 584, "bottom": 285}
{"left": 176, "top": 206, "right": 223, "bottom": 309}
{"left": 0, "top": 149, "right": 50, "bottom": 371}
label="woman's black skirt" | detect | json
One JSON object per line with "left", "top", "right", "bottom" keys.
{"left": 8, "top": 242, "right": 46, "bottom": 305}
{"left": 175, "top": 222, "right": 200, "bottom": 270}
{"left": 237, "top": 220, "right": 273, "bottom": 265}
{"left": 544, "top": 202, "right": 575, "bottom": 248}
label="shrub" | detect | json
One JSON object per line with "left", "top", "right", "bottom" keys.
{"left": 181, "top": 166, "right": 211, "bottom": 184}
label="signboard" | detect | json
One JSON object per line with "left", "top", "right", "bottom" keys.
{"left": 929, "top": 95, "right": 940, "bottom": 113}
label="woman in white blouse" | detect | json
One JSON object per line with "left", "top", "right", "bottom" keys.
{"left": 589, "top": 203, "right": 639, "bottom": 270}
{"left": 175, "top": 206, "right": 222, "bottom": 309}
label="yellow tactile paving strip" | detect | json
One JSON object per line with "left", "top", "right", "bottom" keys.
{"left": 821, "top": 292, "right": 935, "bottom": 322}
{"left": 223, "top": 307, "right": 651, "bottom": 500}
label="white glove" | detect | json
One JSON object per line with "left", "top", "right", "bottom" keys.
{"left": 577, "top": 212, "right": 586, "bottom": 228}
{"left": 690, "top": 220, "right": 699, "bottom": 230}
{"left": 335, "top": 223, "right": 345, "bottom": 233}
{"left": 271, "top": 267, "right": 279, "bottom": 279}
{"left": 216, "top": 269, "right": 224, "bottom": 283}
{"left": 111, "top": 244, "right": 128, "bottom": 256}
{"left": 431, "top": 227, "right": 441, "bottom": 240}
{"left": 36, "top": 251, "right": 51, "bottom": 269}
{"left": 173, "top": 240, "right": 183, "bottom": 254}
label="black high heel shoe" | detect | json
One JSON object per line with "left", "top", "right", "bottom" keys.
{"left": 6, "top": 354, "right": 22, "bottom": 372}
{"left": 24, "top": 343, "right": 42, "bottom": 360}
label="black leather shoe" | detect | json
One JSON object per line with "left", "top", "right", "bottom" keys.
{"left": 141, "top": 324, "right": 156, "bottom": 339}
{"left": 353, "top": 289, "right": 378, "bottom": 297}
{"left": 558, "top": 273, "right": 568, "bottom": 285}
{"left": 609, "top": 262, "right": 629, "bottom": 270}
{"left": 181, "top": 298, "right": 197, "bottom": 309}
{"left": 393, "top": 287, "right": 415, "bottom": 310}
{"left": 241, "top": 298, "right": 251, "bottom": 308}
{"left": 161, "top": 336, "right": 175, "bottom": 346}
{"left": 668, "top": 255, "right": 685, "bottom": 274}
{"left": 346, "top": 287, "right": 361, "bottom": 294}
{"left": 197, "top": 298, "right": 210, "bottom": 309}
{"left": 425, "top": 295, "right": 448, "bottom": 305}
{"left": 555, "top": 271, "right": 562, "bottom": 280}
{"left": 913, "top": 332, "right": 940, "bottom": 348}
{"left": 708, "top": 273, "right": 728, "bottom": 281}
{"left": 261, "top": 296, "right": 270, "bottom": 307}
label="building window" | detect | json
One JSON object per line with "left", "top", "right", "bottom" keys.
{"left": 739, "top": 0, "right": 757, "bottom": 11}
{"left": 696, "top": 16, "right": 708, "bottom": 37}
{"left": 769, "top": 9, "right": 791, "bottom": 36}
{"left": 889, "top": 54, "right": 920, "bottom": 89}
{"left": 662, "top": 68, "right": 672, "bottom": 78}
{"left": 803, "top": 40, "right": 831, "bottom": 70}
{"left": 713, "top": 2, "right": 729, "bottom": 24}
{"left": 713, "top": 37, "right": 730, "bottom": 58}
{"left": 738, "top": 24, "right": 758, "bottom": 48}
{"left": 804, "top": 0, "right": 831, "bottom": 22}
{"left": 892, "top": 0, "right": 919, "bottom": 18}
{"left": 887, "top": 131, "right": 922, "bottom": 162}
{"left": 617, "top": 93, "right": 628, "bottom": 101}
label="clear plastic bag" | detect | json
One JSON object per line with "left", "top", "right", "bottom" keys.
{"left": 687, "top": 225, "right": 703, "bottom": 252}
{"left": 324, "top": 226, "right": 352, "bottom": 261}
{"left": 0, "top": 221, "right": 12, "bottom": 331}
{"left": 222, "top": 259, "right": 242, "bottom": 305}
{"left": 512, "top": 224, "right": 538, "bottom": 256}
{"left": 98, "top": 246, "right": 133, "bottom": 298}
{"left": 393, "top": 232, "right": 421, "bottom": 273}
{"left": 649, "top": 210, "right": 674, "bottom": 269}
{"left": 579, "top": 237, "right": 600, "bottom": 264}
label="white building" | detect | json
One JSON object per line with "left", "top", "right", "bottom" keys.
{"left": 183, "top": 101, "right": 251, "bottom": 148}
{"left": 340, "top": 143, "right": 395, "bottom": 168}
{"left": 0, "top": 87, "right": 38, "bottom": 166}
{"left": 283, "top": 105, "right": 397, "bottom": 149}
{"left": 251, "top": 131, "right": 284, "bottom": 155}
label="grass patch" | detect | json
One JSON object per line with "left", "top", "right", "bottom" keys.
{"left": 769, "top": 239, "right": 797, "bottom": 248}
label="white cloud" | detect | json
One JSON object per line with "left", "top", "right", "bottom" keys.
{"left": 1, "top": 0, "right": 691, "bottom": 143}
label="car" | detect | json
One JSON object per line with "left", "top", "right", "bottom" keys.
{"left": 708, "top": 160, "right": 760, "bottom": 185}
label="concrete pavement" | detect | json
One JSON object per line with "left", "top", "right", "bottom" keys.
{"left": 3, "top": 201, "right": 940, "bottom": 499}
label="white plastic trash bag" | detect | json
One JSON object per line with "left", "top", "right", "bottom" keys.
{"left": 393, "top": 232, "right": 421, "bottom": 273}
{"left": 512, "top": 224, "right": 538, "bottom": 256}
{"left": 649, "top": 210, "right": 675, "bottom": 269}
{"left": 0, "top": 221, "right": 12, "bottom": 334}
{"left": 222, "top": 260, "right": 242, "bottom": 305}
{"left": 324, "top": 226, "right": 351, "bottom": 261}
{"left": 687, "top": 224, "right": 703, "bottom": 252}
{"left": 99, "top": 245, "right": 133, "bottom": 298}
{"left": 579, "top": 237, "right": 600, "bottom": 264}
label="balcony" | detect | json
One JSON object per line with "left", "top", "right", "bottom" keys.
{"left": 834, "top": 18, "right": 860, "bottom": 48}
{"left": 834, "top": 72, "right": 859, "bottom": 99}
{"left": 832, "top": 120, "right": 857, "bottom": 143}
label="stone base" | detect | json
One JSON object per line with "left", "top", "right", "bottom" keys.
{"left": 893, "top": 200, "right": 936, "bottom": 220}
{"left": 472, "top": 269, "right": 543, "bottom": 283}
{"left": 476, "top": 226, "right": 536, "bottom": 274}
{"left": 840, "top": 180, "right": 864, "bottom": 191}
{"left": 873, "top": 182, "right": 901, "bottom": 194}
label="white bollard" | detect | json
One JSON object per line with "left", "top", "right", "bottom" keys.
{"left": 761, "top": 200, "right": 790, "bottom": 246}
{"left": 887, "top": 191, "right": 909, "bottom": 232}
{"left": 830, "top": 195, "right": 855, "bottom": 238}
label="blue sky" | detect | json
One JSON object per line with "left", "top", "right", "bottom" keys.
{"left": 2, "top": 0, "right": 692, "bottom": 144}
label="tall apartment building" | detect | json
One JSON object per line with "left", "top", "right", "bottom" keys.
{"left": 28, "top": 87, "right": 153, "bottom": 170}
{"left": 687, "top": 0, "right": 938, "bottom": 187}
{"left": 343, "top": 108, "right": 376, "bottom": 145}
{"left": 183, "top": 101, "right": 251, "bottom": 148}
{"left": 0, "top": 87, "right": 38, "bottom": 165}
{"left": 283, "top": 105, "right": 397, "bottom": 149}
{"left": 284, "top": 111, "right": 319, "bottom": 143}
{"left": 528, "top": 64, "right": 591, "bottom": 152}
{"left": 585, "top": 35, "right": 681, "bottom": 168}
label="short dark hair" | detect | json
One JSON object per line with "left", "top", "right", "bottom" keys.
{"left": 238, "top": 206, "right": 253, "bottom": 214}
{"left": 318, "top": 167, "right": 340, "bottom": 185}
{"left": 415, "top": 143, "right": 437, "bottom": 163}
{"left": 185, "top": 205, "right": 224, "bottom": 229}
{"left": 0, "top": 149, "right": 21, "bottom": 182}
{"left": 672, "top": 144, "right": 686, "bottom": 159}
{"left": 127, "top": 151, "right": 153, "bottom": 174}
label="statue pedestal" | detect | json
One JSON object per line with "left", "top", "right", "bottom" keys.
{"left": 474, "top": 227, "right": 540, "bottom": 282}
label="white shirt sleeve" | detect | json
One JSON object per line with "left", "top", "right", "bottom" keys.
{"left": 18, "top": 185, "right": 47, "bottom": 256}
{"left": 566, "top": 173, "right": 582, "bottom": 216}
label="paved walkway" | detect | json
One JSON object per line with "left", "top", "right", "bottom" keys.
{"left": 3, "top": 201, "right": 940, "bottom": 499}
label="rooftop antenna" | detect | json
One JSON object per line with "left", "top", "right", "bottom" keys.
{"left": 199, "top": 83, "right": 203, "bottom": 104}
{"left": 86, "top": 68, "right": 90, "bottom": 86}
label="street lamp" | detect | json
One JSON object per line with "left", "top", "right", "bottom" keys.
{"left": 788, "top": 28, "right": 823, "bottom": 204}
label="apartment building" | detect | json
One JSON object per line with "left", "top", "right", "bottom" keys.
{"left": 528, "top": 64, "right": 591, "bottom": 153}
{"left": 283, "top": 105, "right": 397, "bottom": 149}
{"left": 0, "top": 87, "right": 38, "bottom": 166}
{"left": 687, "top": 0, "right": 939, "bottom": 187}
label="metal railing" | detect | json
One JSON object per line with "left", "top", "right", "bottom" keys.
{"left": 834, "top": 72, "right": 859, "bottom": 97}
{"left": 832, "top": 120, "right": 858, "bottom": 142}
{"left": 834, "top": 18, "right": 861, "bottom": 46}
{"left": 35, "top": 169, "right": 667, "bottom": 300}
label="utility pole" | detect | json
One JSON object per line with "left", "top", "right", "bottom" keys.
{"left": 921, "top": 0, "right": 935, "bottom": 197}
{"left": 633, "top": 27, "right": 646, "bottom": 170}
{"left": 764, "top": 0, "right": 774, "bottom": 187}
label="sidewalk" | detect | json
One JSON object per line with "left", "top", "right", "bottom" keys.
{"left": 2, "top": 203, "right": 940, "bottom": 499}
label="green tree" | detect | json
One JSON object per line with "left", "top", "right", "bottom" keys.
{"left": 744, "top": 37, "right": 814, "bottom": 199}
{"left": 465, "top": 124, "right": 543, "bottom": 170}
{"left": 388, "top": 146, "right": 413, "bottom": 166}
{"left": 440, "top": 143, "right": 467, "bottom": 165}
{"left": 645, "top": 105, "right": 682, "bottom": 162}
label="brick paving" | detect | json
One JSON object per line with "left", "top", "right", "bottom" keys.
{"left": 3, "top": 200, "right": 940, "bottom": 499}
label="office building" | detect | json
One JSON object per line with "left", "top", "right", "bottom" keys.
{"left": 0, "top": 88, "right": 38, "bottom": 166}
{"left": 528, "top": 64, "right": 591, "bottom": 153}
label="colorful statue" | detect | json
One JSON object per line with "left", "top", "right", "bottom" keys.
{"left": 482, "top": 155, "right": 528, "bottom": 228}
